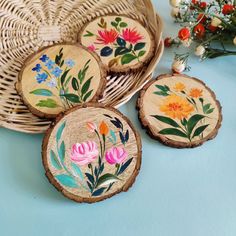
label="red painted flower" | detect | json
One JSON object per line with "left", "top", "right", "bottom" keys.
{"left": 121, "top": 28, "right": 144, "bottom": 44}
{"left": 178, "top": 28, "right": 191, "bottom": 41}
{"left": 97, "top": 29, "right": 118, "bottom": 45}
{"left": 199, "top": 2, "right": 207, "bottom": 10}
{"left": 164, "top": 37, "right": 173, "bottom": 48}
{"left": 222, "top": 4, "right": 235, "bottom": 15}
{"left": 197, "top": 13, "right": 207, "bottom": 24}
{"left": 194, "top": 23, "right": 206, "bottom": 38}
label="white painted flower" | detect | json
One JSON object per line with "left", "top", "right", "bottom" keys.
{"left": 172, "top": 60, "right": 186, "bottom": 73}
{"left": 195, "top": 45, "right": 205, "bottom": 57}
{"left": 182, "top": 39, "right": 192, "bottom": 48}
{"left": 211, "top": 17, "right": 222, "bottom": 27}
{"left": 171, "top": 7, "right": 179, "bottom": 17}
{"left": 233, "top": 36, "right": 236, "bottom": 45}
{"left": 169, "top": 0, "right": 181, "bottom": 7}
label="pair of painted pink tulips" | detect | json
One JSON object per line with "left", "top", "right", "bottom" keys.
{"left": 71, "top": 141, "right": 128, "bottom": 166}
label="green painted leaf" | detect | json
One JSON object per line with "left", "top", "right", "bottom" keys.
{"left": 36, "top": 99, "right": 58, "bottom": 108}
{"left": 96, "top": 174, "right": 119, "bottom": 188}
{"left": 203, "top": 104, "right": 211, "bottom": 113}
{"left": 61, "top": 69, "right": 70, "bottom": 85}
{"left": 84, "top": 30, "right": 94, "bottom": 37}
{"left": 154, "top": 91, "right": 169, "bottom": 96}
{"left": 138, "top": 50, "right": 146, "bottom": 57}
{"left": 152, "top": 115, "right": 180, "bottom": 128}
{"left": 192, "top": 124, "right": 209, "bottom": 139}
{"left": 155, "top": 85, "right": 170, "bottom": 92}
{"left": 206, "top": 108, "right": 215, "bottom": 114}
{"left": 121, "top": 54, "right": 137, "bottom": 65}
{"left": 30, "top": 89, "right": 53, "bottom": 96}
{"left": 55, "top": 174, "right": 78, "bottom": 188}
{"left": 64, "top": 75, "right": 72, "bottom": 88}
{"left": 187, "top": 114, "right": 205, "bottom": 136}
{"left": 58, "top": 141, "right": 65, "bottom": 163}
{"left": 111, "top": 22, "right": 118, "bottom": 28}
{"left": 61, "top": 94, "right": 80, "bottom": 103}
{"left": 181, "top": 118, "right": 188, "bottom": 126}
{"left": 92, "top": 187, "right": 106, "bottom": 196}
{"left": 81, "top": 77, "right": 92, "bottom": 96}
{"left": 115, "top": 17, "right": 122, "bottom": 22}
{"left": 115, "top": 47, "right": 130, "bottom": 57}
{"left": 159, "top": 128, "right": 188, "bottom": 138}
{"left": 50, "top": 150, "right": 62, "bottom": 170}
{"left": 83, "top": 90, "right": 93, "bottom": 102}
{"left": 117, "top": 37, "right": 126, "bottom": 47}
{"left": 134, "top": 42, "right": 145, "bottom": 51}
{"left": 85, "top": 173, "right": 95, "bottom": 185}
{"left": 118, "top": 158, "right": 133, "bottom": 175}
{"left": 72, "top": 77, "right": 79, "bottom": 91}
{"left": 71, "top": 163, "right": 84, "bottom": 180}
{"left": 120, "top": 22, "right": 128, "bottom": 28}
{"left": 110, "top": 130, "right": 117, "bottom": 144}
{"left": 56, "top": 122, "right": 66, "bottom": 142}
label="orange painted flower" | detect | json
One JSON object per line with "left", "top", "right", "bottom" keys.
{"left": 99, "top": 121, "right": 109, "bottom": 136}
{"left": 121, "top": 28, "right": 144, "bottom": 44}
{"left": 189, "top": 88, "right": 203, "bottom": 98}
{"left": 160, "top": 94, "right": 194, "bottom": 120}
{"left": 97, "top": 29, "right": 118, "bottom": 45}
{"left": 174, "top": 82, "right": 186, "bottom": 92}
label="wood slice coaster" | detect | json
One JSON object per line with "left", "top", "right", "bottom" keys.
{"left": 78, "top": 15, "right": 154, "bottom": 73}
{"left": 42, "top": 104, "right": 142, "bottom": 203}
{"left": 137, "top": 74, "right": 222, "bottom": 148}
{"left": 17, "top": 44, "right": 106, "bottom": 119}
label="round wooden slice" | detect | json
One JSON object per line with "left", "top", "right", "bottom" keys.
{"left": 137, "top": 74, "right": 222, "bottom": 148}
{"left": 78, "top": 15, "right": 154, "bottom": 73}
{"left": 42, "top": 103, "right": 142, "bottom": 203}
{"left": 17, "top": 44, "right": 106, "bottom": 119}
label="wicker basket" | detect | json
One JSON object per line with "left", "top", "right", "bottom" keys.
{"left": 0, "top": 0, "right": 163, "bottom": 134}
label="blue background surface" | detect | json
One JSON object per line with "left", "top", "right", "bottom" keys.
{"left": 1, "top": 1, "right": 236, "bottom": 235}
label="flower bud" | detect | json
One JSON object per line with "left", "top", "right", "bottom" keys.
{"left": 169, "top": 0, "right": 181, "bottom": 7}
{"left": 211, "top": 17, "right": 222, "bottom": 27}
{"left": 233, "top": 36, "right": 236, "bottom": 45}
{"left": 172, "top": 60, "right": 186, "bottom": 74}
{"left": 171, "top": 7, "right": 179, "bottom": 17}
{"left": 195, "top": 45, "right": 205, "bottom": 57}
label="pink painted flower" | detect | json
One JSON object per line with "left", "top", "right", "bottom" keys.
{"left": 105, "top": 147, "right": 128, "bottom": 165}
{"left": 121, "top": 28, "right": 144, "bottom": 44}
{"left": 96, "top": 29, "right": 118, "bottom": 45}
{"left": 88, "top": 44, "right": 96, "bottom": 52}
{"left": 71, "top": 141, "right": 99, "bottom": 166}
{"left": 87, "top": 122, "right": 97, "bottom": 133}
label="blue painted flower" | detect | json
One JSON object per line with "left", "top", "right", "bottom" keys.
{"left": 47, "top": 78, "right": 57, "bottom": 88}
{"left": 40, "top": 54, "right": 49, "bottom": 62}
{"left": 52, "top": 67, "right": 63, "bottom": 78}
{"left": 32, "top": 64, "right": 42, "bottom": 72}
{"left": 45, "top": 59, "right": 55, "bottom": 70}
{"left": 65, "top": 59, "right": 75, "bottom": 68}
{"left": 36, "top": 73, "right": 48, "bottom": 84}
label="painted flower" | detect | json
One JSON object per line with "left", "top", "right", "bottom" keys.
{"left": 178, "top": 27, "right": 191, "bottom": 41}
{"left": 45, "top": 59, "right": 55, "bottom": 70}
{"left": 222, "top": 4, "right": 235, "bottom": 15}
{"left": 88, "top": 44, "right": 96, "bottom": 52}
{"left": 47, "top": 78, "right": 57, "bottom": 88}
{"left": 160, "top": 94, "right": 194, "bottom": 120}
{"left": 36, "top": 73, "right": 48, "bottom": 84}
{"left": 174, "top": 82, "right": 185, "bottom": 92}
{"left": 65, "top": 59, "right": 75, "bottom": 68}
{"left": 70, "top": 141, "right": 99, "bottom": 166}
{"left": 105, "top": 147, "right": 128, "bottom": 165}
{"left": 194, "top": 24, "right": 205, "bottom": 39}
{"left": 32, "top": 64, "right": 42, "bottom": 72}
{"left": 99, "top": 121, "right": 109, "bottom": 136}
{"left": 121, "top": 28, "right": 144, "bottom": 44}
{"left": 87, "top": 122, "right": 97, "bottom": 133}
{"left": 97, "top": 29, "right": 118, "bottom": 45}
{"left": 40, "top": 54, "right": 49, "bottom": 62}
{"left": 189, "top": 88, "right": 203, "bottom": 98}
{"left": 52, "top": 67, "right": 63, "bottom": 78}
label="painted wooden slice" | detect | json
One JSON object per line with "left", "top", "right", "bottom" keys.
{"left": 78, "top": 15, "right": 154, "bottom": 73}
{"left": 137, "top": 74, "right": 222, "bottom": 148}
{"left": 17, "top": 44, "right": 106, "bottom": 118}
{"left": 42, "top": 104, "right": 142, "bottom": 203}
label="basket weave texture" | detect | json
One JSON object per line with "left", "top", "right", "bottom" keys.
{"left": 0, "top": 0, "right": 163, "bottom": 133}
